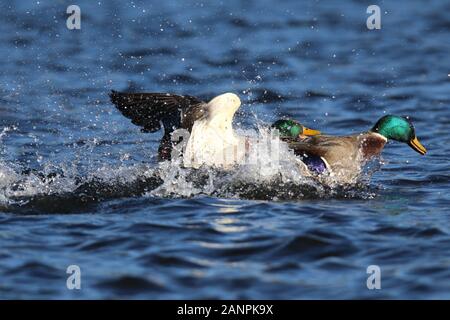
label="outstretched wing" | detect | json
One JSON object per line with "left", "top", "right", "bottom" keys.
{"left": 109, "top": 90, "right": 206, "bottom": 133}
{"left": 110, "top": 90, "right": 208, "bottom": 161}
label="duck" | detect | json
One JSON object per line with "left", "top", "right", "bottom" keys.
{"left": 272, "top": 115, "right": 427, "bottom": 183}
{"left": 110, "top": 90, "right": 321, "bottom": 169}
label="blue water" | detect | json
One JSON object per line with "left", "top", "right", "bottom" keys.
{"left": 0, "top": 0, "right": 449, "bottom": 299}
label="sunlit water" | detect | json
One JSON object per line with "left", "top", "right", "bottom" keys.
{"left": 0, "top": 0, "right": 449, "bottom": 299}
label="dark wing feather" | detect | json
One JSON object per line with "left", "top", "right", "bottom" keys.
{"left": 110, "top": 90, "right": 207, "bottom": 161}
{"left": 109, "top": 90, "right": 205, "bottom": 133}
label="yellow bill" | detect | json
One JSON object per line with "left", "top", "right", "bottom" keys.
{"left": 408, "top": 136, "right": 427, "bottom": 155}
{"left": 302, "top": 127, "right": 321, "bottom": 136}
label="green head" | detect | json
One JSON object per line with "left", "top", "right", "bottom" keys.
{"left": 271, "top": 119, "right": 321, "bottom": 138}
{"left": 371, "top": 115, "right": 427, "bottom": 155}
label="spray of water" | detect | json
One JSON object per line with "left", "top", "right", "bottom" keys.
{"left": 0, "top": 123, "right": 378, "bottom": 213}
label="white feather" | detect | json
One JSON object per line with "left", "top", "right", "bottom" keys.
{"left": 183, "top": 93, "right": 246, "bottom": 169}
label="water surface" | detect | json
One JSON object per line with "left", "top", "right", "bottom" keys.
{"left": 0, "top": 0, "right": 449, "bottom": 299}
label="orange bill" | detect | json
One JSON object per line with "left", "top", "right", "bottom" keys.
{"left": 302, "top": 127, "right": 321, "bottom": 136}
{"left": 408, "top": 136, "right": 427, "bottom": 155}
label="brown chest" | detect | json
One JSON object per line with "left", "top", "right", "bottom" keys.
{"left": 359, "top": 133, "right": 387, "bottom": 159}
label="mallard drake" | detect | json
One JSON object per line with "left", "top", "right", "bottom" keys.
{"left": 272, "top": 115, "right": 427, "bottom": 183}
{"left": 110, "top": 91, "right": 321, "bottom": 169}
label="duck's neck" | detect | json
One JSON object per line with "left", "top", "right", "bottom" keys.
{"left": 368, "top": 131, "right": 388, "bottom": 142}
{"left": 208, "top": 114, "right": 235, "bottom": 135}
{"left": 360, "top": 132, "right": 387, "bottom": 159}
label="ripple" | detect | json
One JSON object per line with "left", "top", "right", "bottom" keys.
{"left": 79, "top": 237, "right": 129, "bottom": 252}
{"left": 96, "top": 276, "right": 167, "bottom": 295}
{"left": 5, "top": 261, "right": 60, "bottom": 280}
{"left": 274, "top": 231, "right": 358, "bottom": 260}
{"left": 139, "top": 253, "right": 205, "bottom": 269}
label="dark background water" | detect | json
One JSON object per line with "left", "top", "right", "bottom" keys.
{"left": 0, "top": 0, "right": 449, "bottom": 299}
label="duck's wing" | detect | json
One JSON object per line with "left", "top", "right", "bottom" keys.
{"left": 285, "top": 135, "right": 360, "bottom": 164}
{"left": 283, "top": 135, "right": 333, "bottom": 157}
{"left": 110, "top": 90, "right": 208, "bottom": 160}
{"left": 109, "top": 90, "right": 207, "bottom": 133}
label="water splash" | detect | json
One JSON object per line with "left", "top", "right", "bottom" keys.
{"left": 0, "top": 124, "right": 378, "bottom": 213}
